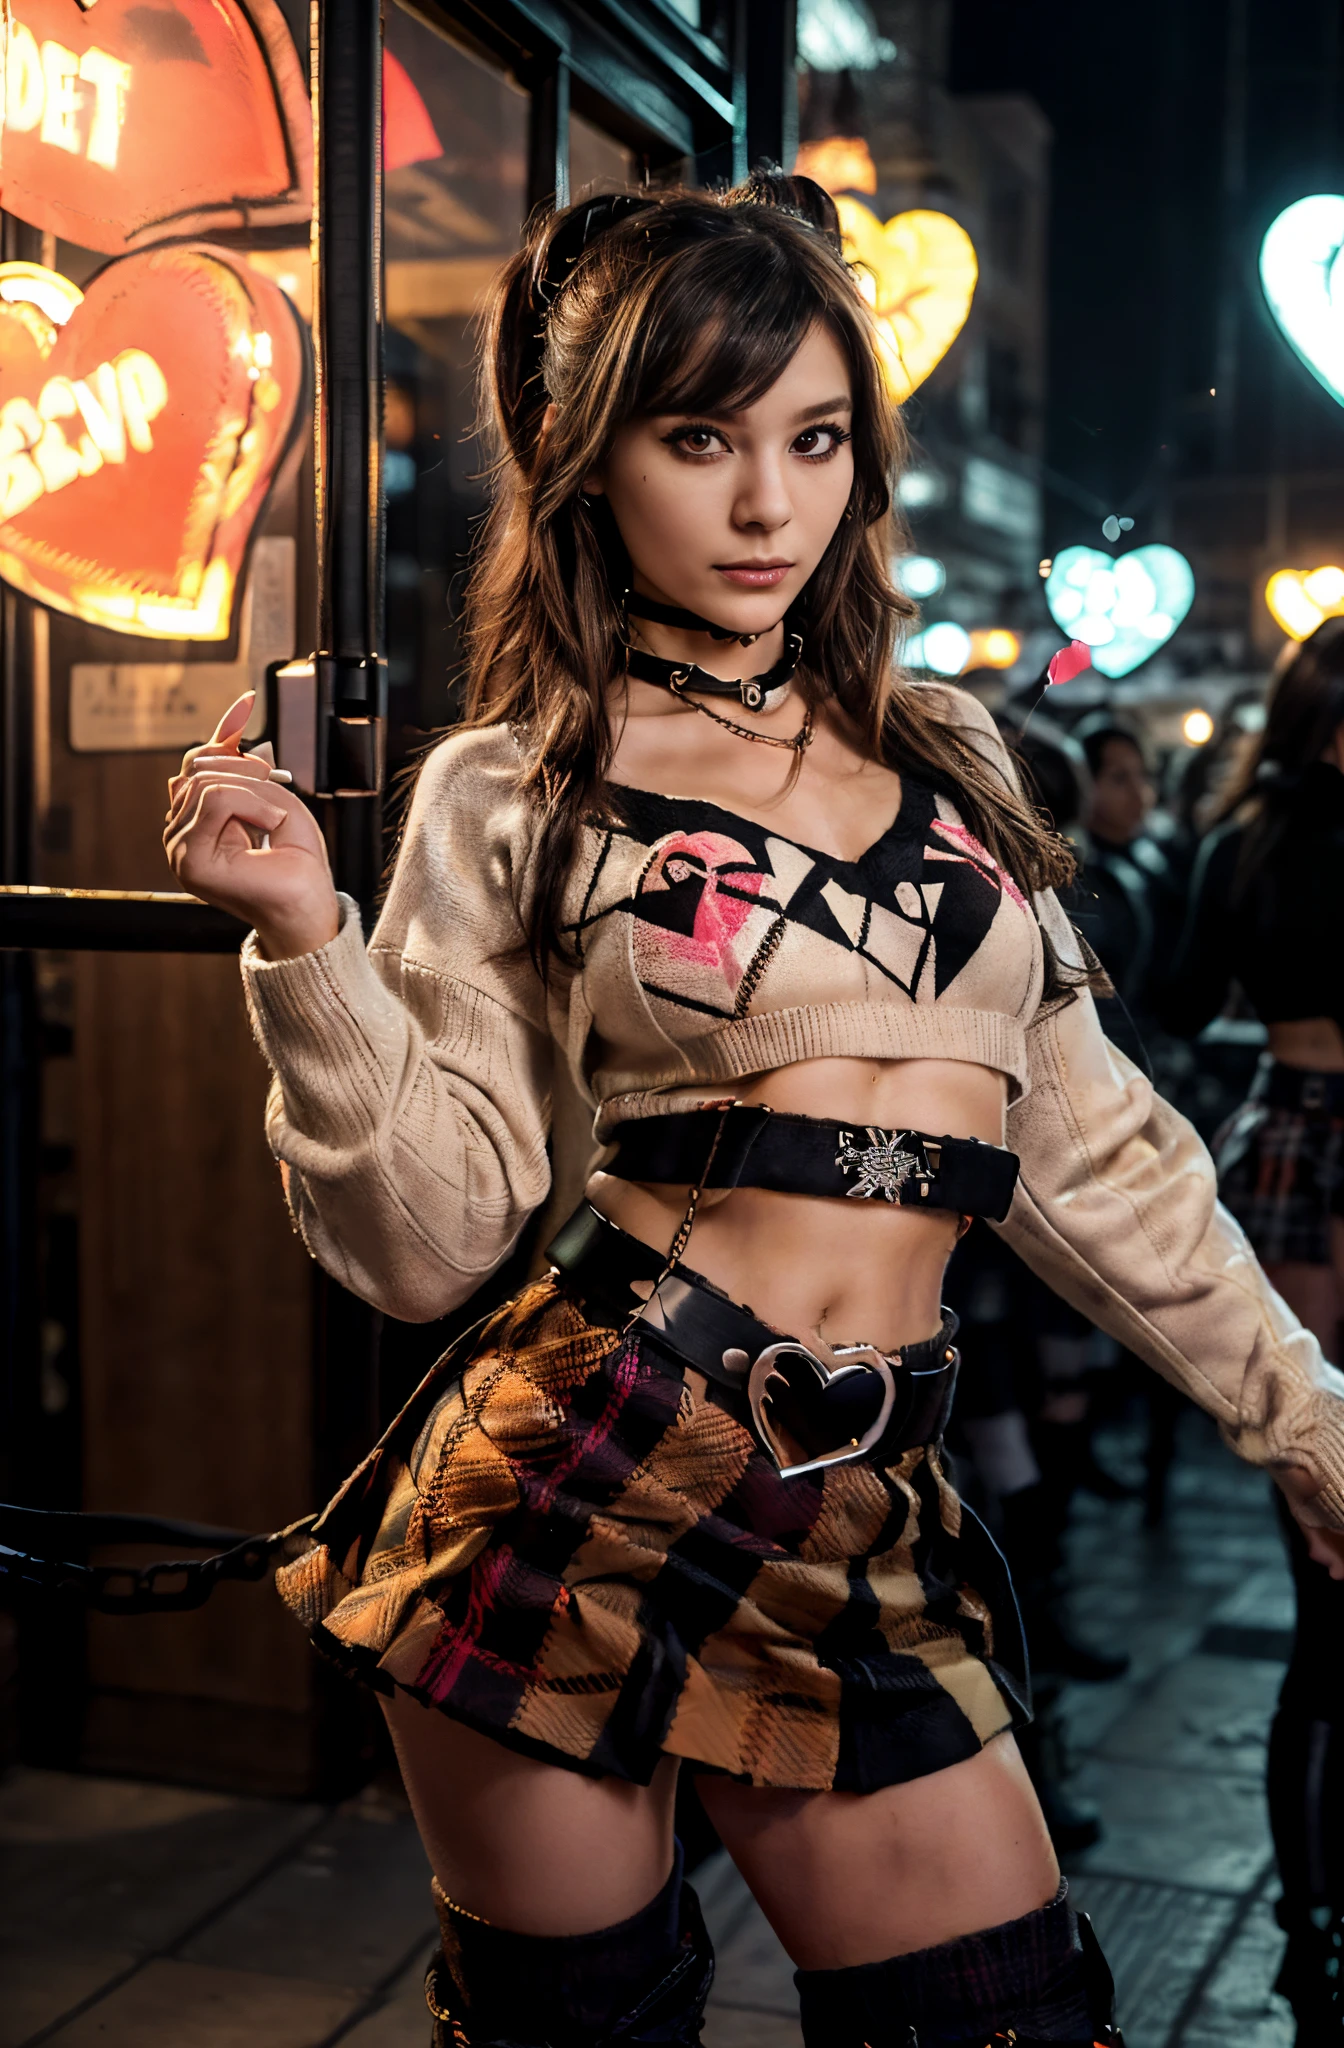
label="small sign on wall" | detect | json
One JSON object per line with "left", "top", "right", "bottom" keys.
{"left": 69, "top": 534, "right": 294, "bottom": 751}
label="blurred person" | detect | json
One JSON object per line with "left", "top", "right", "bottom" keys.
{"left": 945, "top": 719, "right": 1127, "bottom": 1856}
{"left": 1071, "top": 714, "right": 1186, "bottom": 1022}
{"left": 1165, "top": 619, "right": 1344, "bottom": 2042}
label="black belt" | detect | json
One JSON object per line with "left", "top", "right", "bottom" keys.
{"left": 546, "top": 1202, "right": 960, "bottom": 1481}
{"left": 1253, "top": 1058, "right": 1344, "bottom": 1117}
{"left": 606, "top": 1107, "right": 1020, "bottom": 1223}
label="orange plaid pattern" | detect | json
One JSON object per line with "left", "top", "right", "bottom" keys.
{"left": 277, "top": 1280, "right": 1025, "bottom": 1789}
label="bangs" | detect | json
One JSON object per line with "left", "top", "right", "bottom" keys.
{"left": 624, "top": 233, "right": 839, "bottom": 420}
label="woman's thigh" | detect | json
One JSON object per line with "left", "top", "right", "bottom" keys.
{"left": 382, "top": 1693, "right": 680, "bottom": 1935}
{"left": 699, "top": 1732, "right": 1058, "bottom": 1971}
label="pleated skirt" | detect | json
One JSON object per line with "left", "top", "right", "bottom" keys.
{"left": 277, "top": 1277, "right": 1028, "bottom": 1789}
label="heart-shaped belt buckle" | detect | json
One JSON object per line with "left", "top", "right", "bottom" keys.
{"left": 744, "top": 1341, "right": 897, "bottom": 1480}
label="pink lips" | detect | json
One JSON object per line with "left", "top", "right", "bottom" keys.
{"left": 715, "top": 562, "right": 793, "bottom": 588}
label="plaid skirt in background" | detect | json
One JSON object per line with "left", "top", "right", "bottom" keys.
{"left": 277, "top": 1278, "right": 1027, "bottom": 1791}
{"left": 1213, "top": 1098, "right": 1344, "bottom": 1266}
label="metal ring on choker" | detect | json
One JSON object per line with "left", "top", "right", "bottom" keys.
{"left": 622, "top": 589, "right": 803, "bottom": 713}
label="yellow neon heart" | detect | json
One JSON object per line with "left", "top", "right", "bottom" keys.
{"left": 835, "top": 197, "right": 978, "bottom": 403}
{"left": 1265, "top": 565, "right": 1344, "bottom": 640}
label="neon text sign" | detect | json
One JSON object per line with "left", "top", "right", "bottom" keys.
{"left": 6, "top": 25, "right": 131, "bottom": 169}
{"left": 0, "top": 0, "right": 311, "bottom": 255}
{"left": 0, "top": 250, "right": 303, "bottom": 639}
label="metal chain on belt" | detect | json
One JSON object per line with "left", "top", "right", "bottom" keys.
{"left": 0, "top": 1505, "right": 317, "bottom": 1614}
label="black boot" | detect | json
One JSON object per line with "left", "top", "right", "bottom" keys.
{"left": 424, "top": 1850, "right": 714, "bottom": 2046}
{"left": 1273, "top": 1897, "right": 1344, "bottom": 2043}
{"left": 795, "top": 1884, "right": 1123, "bottom": 2046}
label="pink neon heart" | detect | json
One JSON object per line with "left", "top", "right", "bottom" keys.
{"left": 1046, "top": 641, "right": 1092, "bottom": 687}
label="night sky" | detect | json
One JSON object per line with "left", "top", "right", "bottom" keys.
{"left": 950, "top": 0, "right": 1344, "bottom": 536}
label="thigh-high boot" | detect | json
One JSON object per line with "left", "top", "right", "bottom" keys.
{"left": 423, "top": 1842, "right": 714, "bottom": 2046}
{"left": 794, "top": 1882, "right": 1122, "bottom": 2046}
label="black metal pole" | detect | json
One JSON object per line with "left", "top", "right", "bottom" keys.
{"left": 527, "top": 53, "right": 571, "bottom": 214}
{"left": 740, "top": 0, "right": 797, "bottom": 175}
{"left": 310, "top": 1, "right": 385, "bottom": 1507}
{"left": 313, "top": 0, "right": 387, "bottom": 914}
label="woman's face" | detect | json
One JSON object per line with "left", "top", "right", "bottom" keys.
{"left": 585, "top": 322, "right": 855, "bottom": 637}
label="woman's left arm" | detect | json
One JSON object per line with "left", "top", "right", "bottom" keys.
{"left": 920, "top": 676, "right": 1344, "bottom": 1552}
{"left": 999, "top": 883, "right": 1344, "bottom": 1548}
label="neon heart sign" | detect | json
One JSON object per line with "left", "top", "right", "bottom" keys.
{"left": 1044, "top": 545, "right": 1194, "bottom": 678}
{"left": 0, "top": 0, "right": 312, "bottom": 256}
{"left": 1265, "top": 565, "right": 1344, "bottom": 640}
{"left": 1260, "top": 196, "right": 1344, "bottom": 409}
{"left": 0, "top": 250, "right": 305, "bottom": 639}
{"left": 835, "top": 197, "right": 978, "bottom": 403}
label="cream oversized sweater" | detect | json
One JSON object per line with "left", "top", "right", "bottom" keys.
{"left": 241, "top": 684, "right": 1344, "bottom": 1524}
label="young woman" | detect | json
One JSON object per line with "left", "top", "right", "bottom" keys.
{"left": 1164, "top": 618, "right": 1344, "bottom": 2037}
{"left": 164, "top": 177, "right": 1344, "bottom": 2048}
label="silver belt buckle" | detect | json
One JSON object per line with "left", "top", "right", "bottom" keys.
{"left": 740, "top": 1340, "right": 897, "bottom": 1481}
{"left": 835, "top": 1126, "right": 925, "bottom": 1201}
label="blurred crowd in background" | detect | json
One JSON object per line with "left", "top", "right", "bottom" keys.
{"left": 940, "top": 621, "right": 1344, "bottom": 2034}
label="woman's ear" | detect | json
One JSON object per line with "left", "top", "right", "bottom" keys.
{"left": 581, "top": 464, "right": 606, "bottom": 498}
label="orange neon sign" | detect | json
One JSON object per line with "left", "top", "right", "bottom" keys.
{"left": 0, "top": 0, "right": 311, "bottom": 254}
{"left": 0, "top": 250, "right": 304, "bottom": 639}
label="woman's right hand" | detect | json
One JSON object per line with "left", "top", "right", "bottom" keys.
{"left": 164, "top": 692, "right": 342, "bottom": 961}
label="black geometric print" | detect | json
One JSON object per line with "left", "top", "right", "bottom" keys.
{"left": 565, "top": 774, "right": 1012, "bottom": 1017}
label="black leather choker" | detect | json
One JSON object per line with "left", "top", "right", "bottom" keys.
{"left": 625, "top": 591, "right": 763, "bottom": 645}
{"left": 622, "top": 589, "right": 802, "bottom": 714}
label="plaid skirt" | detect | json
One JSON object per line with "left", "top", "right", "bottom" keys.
{"left": 277, "top": 1278, "right": 1027, "bottom": 1791}
{"left": 1213, "top": 1100, "right": 1344, "bottom": 1266}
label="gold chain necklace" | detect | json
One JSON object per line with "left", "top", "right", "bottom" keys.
{"left": 667, "top": 673, "right": 815, "bottom": 752}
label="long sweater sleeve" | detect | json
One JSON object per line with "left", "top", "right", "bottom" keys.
{"left": 926, "top": 682, "right": 1344, "bottom": 1521}
{"left": 998, "top": 888, "right": 1344, "bottom": 1522}
{"left": 240, "top": 727, "right": 556, "bottom": 1322}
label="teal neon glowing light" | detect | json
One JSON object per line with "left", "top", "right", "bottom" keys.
{"left": 1260, "top": 195, "right": 1344, "bottom": 408}
{"left": 1044, "top": 545, "right": 1194, "bottom": 678}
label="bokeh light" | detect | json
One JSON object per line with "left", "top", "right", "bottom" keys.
{"left": 895, "top": 554, "right": 946, "bottom": 599}
{"left": 969, "top": 628, "right": 1021, "bottom": 669}
{"left": 918, "top": 622, "right": 972, "bottom": 675}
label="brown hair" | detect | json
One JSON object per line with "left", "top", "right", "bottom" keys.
{"left": 460, "top": 171, "right": 1077, "bottom": 975}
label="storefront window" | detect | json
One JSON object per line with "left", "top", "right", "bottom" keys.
{"left": 383, "top": 1, "right": 528, "bottom": 760}
{"left": 571, "top": 111, "right": 638, "bottom": 196}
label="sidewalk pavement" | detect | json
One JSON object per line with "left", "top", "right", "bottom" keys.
{"left": 0, "top": 1409, "right": 1297, "bottom": 2048}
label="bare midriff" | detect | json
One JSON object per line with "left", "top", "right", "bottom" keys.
{"left": 1268, "top": 1019, "right": 1344, "bottom": 1073}
{"left": 587, "top": 1054, "right": 1008, "bottom": 1357}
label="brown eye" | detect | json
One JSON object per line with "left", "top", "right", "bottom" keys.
{"left": 793, "top": 423, "right": 851, "bottom": 461}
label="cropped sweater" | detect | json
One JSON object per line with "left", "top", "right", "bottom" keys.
{"left": 240, "top": 683, "right": 1344, "bottom": 1523}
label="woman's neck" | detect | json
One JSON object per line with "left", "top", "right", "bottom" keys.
{"left": 625, "top": 578, "right": 787, "bottom": 684}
